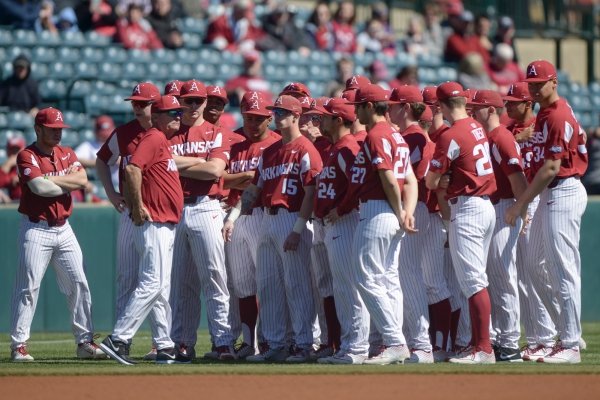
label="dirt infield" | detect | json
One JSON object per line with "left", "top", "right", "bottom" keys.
{"left": 3, "top": 374, "right": 600, "bottom": 400}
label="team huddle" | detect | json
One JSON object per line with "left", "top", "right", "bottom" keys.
{"left": 9, "top": 58, "right": 588, "bottom": 366}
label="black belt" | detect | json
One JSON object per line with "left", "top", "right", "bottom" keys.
{"left": 264, "top": 206, "right": 288, "bottom": 215}
{"left": 183, "top": 195, "right": 221, "bottom": 204}
{"left": 548, "top": 175, "right": 579, "bottom": 189}
{"left": 29, "top": 217, "right": 67, "bottom": 227}
{"left": 449, "top": 195, "right": 490, "bottom": 205}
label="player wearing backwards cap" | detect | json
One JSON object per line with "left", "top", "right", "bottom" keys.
{"left": 503, "top": 82, "right": 559, "bottom": 359}
{"left": 347, "top": 83, "right": 418, "bottom": 365}
{"left": 96, "top": 82, "right": 166, "bottom": 361}
{"left": 244, "top": 95, "right": 322, "bottom": 363}
{"left": 100, "top": 95, "right": 184, "bottom": 365}
{"left": 388, "top": 85, "right": 435, "bottom": 363}
{"left": 167, "top": 79, "right": 236, "bottom": 361}
{"left": 314, "top": 98, "right": 370, "bottom": 364}
{"left": 221, "top": 92, "right": 279, "bottom": 359}
{"left": 470, "top": 89, "right": 527, "bottom": 362}
{"left": 506, "top": 60, "right": 588, "bottom": 363}
{"left": 426, "top": 82, "right": 497, "bottom": 364}
{"left": 10, "top": 107, "right": 104, "bottom": 362}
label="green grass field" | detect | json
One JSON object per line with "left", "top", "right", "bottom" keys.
{"left": 1, "top": 323, "right": 600, "bottom": 376}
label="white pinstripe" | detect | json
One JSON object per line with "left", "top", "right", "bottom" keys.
{"left": 323, "top": 211, "right": 370, "bottom": 354}
{"left": 11, "top": 217, "right": 94, "bottom": 348}
{"left": 487, "top": 198, "right": 522, "bottom": 349}
{"left": 421, "top": 212, "right": 451, "bottom": 304}
{"left": 112, "top": 221, "right": 175, "bottom": 349}
{"left": 256, "top": 209, "right": 315, "bottom": 349}
{"left": 445, "top": 246, "right": 471, "bottom": 348}
{"left": 353, "top": 200, "right": 406, "bottom": 347}
{"left": 170, "top": 198, "right": 233, "bottom": 347}
{"left": 398, "top": 202, "right": 432, "bottom": 351}
{"left": 310, "top": 219, "right": 330, "bottom": 345}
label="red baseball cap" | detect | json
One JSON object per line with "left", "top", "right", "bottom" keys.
{"left": 151, "top": 95, "right": 184, "bottom": 112}
{"left": 419, "top": 106, "right": 433, "bottom": 123}
{"left": 35, "top": 107, "right": 70, "bottom": 128}
{"left": 470, "top": 90, "right": 504, "bottom": 108}
{"left": 180, "top": 80, "right": 207, "bottom": 98}
{"left": 207, "top": 85, "right": 228, "bottom": 103}
{"left": 304, "top": 97, "right": 330, "bottom": 115}
{"left": 345, "top": 75, "right": 371, "bottom": 90}
{"left": 390, "top": 85, "right": 423, "bottom": 103}
{"left": 95, "top": 115, "right": 115, "bottom": 135}
{"left": 7, "top": 136, "right": 25, "bottom": 150}
{"left": 321, "top": 98, "right": 356, "bottom": 122}
{"left": 503, "top": 82, "right": 533, "bottom": 102}
{"left": 348, "top": 84, "right": 391, "bottom": 104}
{"left": 241, "top": 92, "right": 271, "bottom": 116}
{"left": 421, "top": 86, "right": 438, "bottom": 105}
{"left": 280, "top": 82, "right": 311, "bottom": 97}
{"left": 266, "top": 95, "right": 302, "bottom": 114}
{"left": 242, "top": 50, "right": 261, "bottom": 63}
{"left": 524, "top": 60, "right": 557, "bottom": 83}
{"left": 125, "top": 82, "right": 160, "bottom": 102}
{"left": 164, "top": 80, "right": 183, "bottom": 96}
{"left": 298, "top": 95, "right": 313, "bottom": 111}
{"left": 436, "top": 82, "right": 467, "bottom": 101}
{"left": 341, "top": 89, "right": 358, "bottom": 102}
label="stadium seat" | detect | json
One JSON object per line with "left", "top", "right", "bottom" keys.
{"left": 193, "top": 63, "right": 217, "bottom": 80}
{"left": 57, "top": 47, "right": 81, "bottom": 63}
{"left": 104, "top": 47, "right": 129, "bottom": 63}
{"left": 74, "top": 62, "right": 99, "bottom": 79}
{"left": 84, "top": 31, "right": 112, "bottom": 47}
{"left": 60, "top": 129, "right": 80, "bottom": 147}
{"left": 36, "top": 30, "right": 61, "bottom": 47}
{"left": 122, "top": 62, "right": 147, "bottom": 80}
{"left": 147, "top": 63, "right": 168, "bottom": 80}
{"left": 128, "top": 48, "right": 153, "bottom": 63}
{"left": 589, "top": 81, "right": 600, "bottom": 94}
{"left": 7, "top": 112, "right": 33, "bottom": 130}
{"left": 98, "top": 62, "right": 123, "bottom": 82}
{"left": 80, "top": 128, "right": 95, "bottom": 142}
{"left": 0, "top": 113, "right": 7, "bottom": 129}
{"left": 6, "top": 46, "right": 31, "bottom": 60}
{"left": 151, "top": 48, "right": 176, "bottom": 64}
{"left": 170, "top": 63, "right": 193, "bottom": 80}
{"left": 31, "top": 47, "right": 57, "bottom": 63}
{"left": 84, "top": 93, "right": 110, "bottom": 115}
{"left": 39, "top": 79, "right": 67, "bottom": 100}
{"left": 417, "top": 53, "right": 443, "bottom": 67}
{"left": 264, "top": 50, "right": 287, "bottom": 65}
{"left": 0, "top": 30, "right": 12, "bottom": 46}
{"left": 179, "top": 17, "right": 207, "bottom": 34}
{"left": 182, "top": 33, "right": 202, "bottom": 48}
{"left": 30, "top": 63, "right": 49, "bottom": 80}
{"left": 13, "top": 30, "right": 37, "bottom": 47}
{"left": 438, "top": 66, "right": 457, "bottom": 82}
{"left": 49, "top": 62, "right": 75, "bottom": 80}
{"left": 63, "top": 111, "right": 88, "bottom": 130}
{"left": 81, "top": 46, "right": 105, "bottom": 63}
{"left": 60, "top": 31, "right": 86, "bottom": 47}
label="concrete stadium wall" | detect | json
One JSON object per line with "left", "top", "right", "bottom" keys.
{"left": 1, "top": 199, "right": 600, "bottom": 334}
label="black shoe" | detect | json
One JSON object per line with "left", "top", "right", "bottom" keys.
{"left": 156, "top": 347, "right": 192, "bottom": 364}
{"left": 495, "top": 346, "right": 523, "bottom": 362}
{"left": 99, "top": 335, "right": 136, "bottom": 366}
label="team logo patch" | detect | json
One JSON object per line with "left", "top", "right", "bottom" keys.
{"left": 372, "top": 157, "right": 384, "bottom": 165}
{"left": 431, "top": 159, "right": 442, "bottom": 168}
{"left": 24, "top": 168, "right": 31, "bottom": 176}
{"left": 550, "top": 145, "right": 562, "bottom": 153}
{"left": 508, "top": 158, "right": 520, "bottom": 165}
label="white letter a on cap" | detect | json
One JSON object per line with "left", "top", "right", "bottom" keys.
{"left": 528, "top": 65, "right": 537, "bottom": 76}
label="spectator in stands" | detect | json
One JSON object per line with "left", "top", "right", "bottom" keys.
{"left": 305, "top": 1, "right": 334, "bottom": 51}
{"left": 204, "top": 0, "right": 264, "bottom": 52}
{"left": 403, "top": 15, "right": 438, "bottom": 57}
{"left": 331, "top": 0, "right": 357, "bottom": 53}
{"left": 0, "top": 55, "right": 40, "bottom": 116}
{"left": 474, "top": 13, "right": 493, "bottom": 54}
{"left": 256, "top": 3, "right": 312, "bottom": 55}
{"left": 361, "top": 1, "right": 395, "bottom": 53}
{"left": 35, "top": 0, "right": 58, "bottom": 34}
{"left": 389, "top": 65, "right": 419, "bottom": 90}
{"left": 421, "top": 1, "right": 444, "bottom": 56}
{"left": 56, "top": 7, "right": 80, "bottom": 32}
{"left": 74, "top": 0, "right": 118, "bottom": 36}
{"left": 457, "top": 52, "right": 495, "bottom": 90}
{"left": 356, "top": 18, "right": 395, "bottom": 55}
{"left": 115, "top": 3, "right": 163, "bottom": 50}
{"left": 493, "top": 16, "right": 518, "bottom": 61}
{"left": 486, "top": 43, "right": 525, "bottom": 94}
{"left": 444, "top": 8, "right": 490, "bottom": 64}
{"left": 116, "top": 0, "right": 152, "bottom": 16}
{"left": 368, "top": 60, "right": 390, "bottom": 90}
{"left": 325, "top": 57, "right": 354, "bottom": 97}
{"left": 0, "top": 136, "right": 25, "bottom": 204}
{"left": 225, "top": 50, "right": 271, "bottom": 107}
{"left": 0, "top": 0, "right": 40, "bottom": 30}
{"left": 147, "top": 0, "right": 184, "bottom": 49}
{"left": 583, "top": 126, "right": 600, "bottom": 194}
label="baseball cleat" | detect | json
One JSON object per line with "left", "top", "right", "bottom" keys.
{"left": 494, "top": 346, "right": 523, "bottom": 362}
{"left": 363, "top": 345, "right": 410, "bottom": 365}
{"left": 322, "top": 351, "right": 367, "bottom": 365}
{"left": 309, "top": 344, "right": 334, "bottom": 361}
{"left": 286, "top": 347, "right": 312, "bottom": 363}
{"left": 77, "top": 341, "right": 107, "bottom": 359}
{"left": 537, "top": 345, "right": 580, "bottom": 364}
{"left": 521, "top": 344, "right": 552, "bottom": 361}
{"left": 178, "top": 344, "right": 196, "bottom": 360}
{"left": 11, "top": 345, "right": 34, "bottom": 362}
{"left": 143, "top": 347, "right": 157, "bottom": 361}
{"left": 405, "top": 348, "right": 434, "bottom": 364}
{"left": 234, "top": 343, "right": 255, "bottom": 359}
{"left": 216, "top": 345, "right": 237, "bottom": 361}
{"left": 155, "top": 347, "right": 192, "bottom": 364}
{"left": 579, "top": 337, "right": 587, "bottom": 351}
{"left": 99, "top": 335, "right": 136, "bottom": 366}
{"left": 432, "top": 347, "right": 448, "bottom": 363}
{"left": 246, "top": 346, "right": 289, "bottom": 363}
{"left": 448, "top": 348, "right": 495, "bottom": 364}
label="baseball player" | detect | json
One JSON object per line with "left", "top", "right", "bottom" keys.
{"left": 426, "top": 82, "right": 497, "bottom": 365}
{"left": 10, "top": 107, "right": 104, "bottom": 362}
{"left": 470, "top": 90, "right": 528, "bottom": 362}
{"left": 388, "top": 85, "right": 435, "bottom": 363}
{"left": 221, "top": 92, "right": 279, "bottom": 358}
{"left": 503, "top": 82, "right": 559, "bottom": 359}
{"left": 506, "top": 60, "right": 588, "bottom": 364}
{"left": 96, "top": 82, "right": 168, "bottom": 361}
{"left": 164, "top": 80, "right": 183, "bottom": 97}
{"left": 168, "top": 79, "right": 236, "bottom": 361}
{"left": 341, "top": 89, "right": 368, "bottom": 145}
{"left": 99, "top": 95, "right": 185, "bottom": 365}
{"left": 244, "top": 95, "right": 322, "bottom": 363}
{"left": 312, "top": 98, "right": 370, "bottom": 364}
{"left": 347, "top": 84, "right": 418, "bottom": 365}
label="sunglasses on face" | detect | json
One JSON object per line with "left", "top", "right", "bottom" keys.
{"left": 132, "top": 100, "right": 152, "bottom": 108}
{"left": 158, "top": 110, "right": 182, "bottom": 118}
{"left": 273, "top": 108, "right": 292, "bottom": 118}
{"left": 310, "top": 115, "right": 322, "bottom": 123}
{"left": 182, "top": 98, "right": 204, "bottom": 105}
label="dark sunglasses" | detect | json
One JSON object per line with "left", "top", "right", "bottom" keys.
{"left": 311, "top": 115, "right": 322, "bottom": 122}
{"left": 158, "top": 110, "right": 182, "bottom": 118}
{"left": 273, "top": 108, "right": 292, "bottom": 118}
{"left": 132, "top": 100, "right": 153, "bottom": 108}
{"left": 182, "top": 98, "right": 204, "bottom": 105}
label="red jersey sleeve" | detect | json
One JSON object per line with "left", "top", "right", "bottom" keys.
{"left": 492, "top": 132, "right": 523, "bottom": 177}
{"left": 16, "top": 149, "right": 43, "bottom": 182}
{"left": 543, "top": 111, "right": 576, "bottom": 162}
{"left": 299, "top": 146, "right": 322, "bottom": 187}
{"left": 208, "top": 131, "right": 231, "bottom": 164}
{"left": 365, "top": 133, "right": 394, "bottom": 171}
{"left": 429, "top": 134, "right": 452, "bottom": 175}
{"left": 405, "top": 131, "right": 429, "bottom": 180}
{"left": 130, "top": 132, "right": 160, "bottom": 171}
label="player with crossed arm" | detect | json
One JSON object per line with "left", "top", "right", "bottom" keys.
{"left": 506, "top": 60, "right": 588, "bottom": 364}
{"left": 221, "top": 92, "right": 279, "bottom": 358}
{"left": 470, "top": 90, "right": 528, "bottom": 362}
{"left": 426, "top": 82, "right": 497, "bottom": 365}
{"left": 244, "top": 95, "right": 322, "bottom": 363}
{"left": 347, "top": 84, "right": 418, "bottom": 365}
{"left": 388, "top": 85, "right": 435, "bottom": 363}
{"left": 99, "top": 95, "right": 185, "bottom": 365}
{"left": 11, "top": 107, "right": 105, "bottom": 362}
{"left": 168, "top": 79, "right": 236, "bottom": 361}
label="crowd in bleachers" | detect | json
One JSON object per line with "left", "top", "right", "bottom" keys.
{"left": 1, "top": 0, "right": 600, "bottom": 201}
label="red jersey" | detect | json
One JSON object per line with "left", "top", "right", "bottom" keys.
{"left": 169, "top": 121, "right": 230, "bottom": 199}
{"left": 348, "top": 121, "right": 412, "bottom": 203}
{"left": 402, "top": 124, "right": 434, "bottom": 203}
{"left": 354, "top": 130, "right": 367, "bottom": 146}
{"left": 487, "top": 125, "right": 524, "bottom": 201}
{"left": 129, "top": 128, "right": 183, "bottom": 224}
{"left": 256, "top": 135, "right": 322, "bottom": 212}
{"left": 507, "top": 116, "right": 536, "bottom": 182}
{"left": 429, "top": 124, "right": 449, "bottom": 143}
{"left": 331, "top": 21, "right": 357, "bottom": 53}
{"left": 96, "top": 119, "right": 145, "bottom": 192}
{"left": 227, "top": 127, "right": 246, "bottom": 146}
{"left": 430, "top": 118, "right": 497, "bottom": 199}
{"left": 17, "top": 145, "right": 80, "bottom": 221}
{"left": 0, "top": 164, "right": 21, "bottom": 200}
{"left": 314, "top": 134, "right": 361, "bottom": 218}
{"left": 314, "top": 135, "right": 332, "bottom": 162}
{"left": 529, "top": 98, "right": 588, "bottom": 179}
{"left": 227, "top": 131, "right": 280, "bottom": 207}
